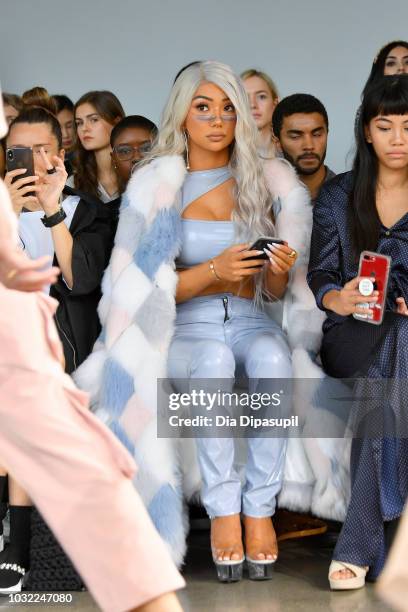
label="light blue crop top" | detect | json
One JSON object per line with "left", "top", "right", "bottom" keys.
{"left": 177, "top": 166, "right": 236, "bottom": 269}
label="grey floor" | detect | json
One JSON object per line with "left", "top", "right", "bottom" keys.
{"left": 0, "top": 526, "right": 392, "bottom": 612}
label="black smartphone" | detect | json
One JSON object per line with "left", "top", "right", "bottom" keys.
{"left": 245, "top": 237, "right": 285, "bottom": 261}
{"left": 6, "top": 147, "right": 35, "bottom": 197}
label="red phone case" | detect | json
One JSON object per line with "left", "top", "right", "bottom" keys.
{"left": 353, "top": 251, "right": 391, "bottom": 325}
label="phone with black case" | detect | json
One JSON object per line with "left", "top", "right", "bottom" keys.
{"left": 6, "top": 147, "right": 36, "bottom": 197}
{"left": 245, "top": 237, "right": 285, "bottom": 261}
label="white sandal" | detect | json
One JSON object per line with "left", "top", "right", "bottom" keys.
{"left": 328, "top": 560, "right": 368, "bottom": 590}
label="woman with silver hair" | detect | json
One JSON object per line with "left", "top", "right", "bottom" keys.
{"left": 76, "top": 60, "right": 311, "bottom": 582}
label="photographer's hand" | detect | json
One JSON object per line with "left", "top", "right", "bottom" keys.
{"left": 4, "top": 169, "right": 40, "bottom": 215}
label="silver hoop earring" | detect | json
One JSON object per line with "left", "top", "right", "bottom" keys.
{"left": 183, "top": 130, "right": 190, "bottom": 170}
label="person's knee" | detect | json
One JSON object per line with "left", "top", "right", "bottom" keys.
{"left": 190, "top": 340, "right": 235, "bottom": 378}
{"left": 246, "top": 334, "right": 292, "bottom": 377}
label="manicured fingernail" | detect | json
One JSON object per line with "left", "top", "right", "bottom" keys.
{"left": 267, "top": 243, "right": 278, "bottom": 250}
{"left": 263, "top": 248, "right": 271, "bottom": 256}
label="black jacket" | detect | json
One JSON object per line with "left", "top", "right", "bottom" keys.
{"left": 50, "top": 187, "right": 120, "bottom": 373}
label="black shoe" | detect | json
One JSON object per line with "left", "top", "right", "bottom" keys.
{"left": 0, "top": 561, "right": 29, "bottom": 595}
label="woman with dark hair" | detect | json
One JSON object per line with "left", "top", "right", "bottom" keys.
{"left": 308, "top": 75, "right": 408, "bottom": 590}
{"left": 363, "top": 41, "right": 408, "bottom": 95}
{"left": 53, "top": 94, "right": 75, "bottom": 175}
{"left": 1, "top": 87, "right": 119, "bottom": 593}
{"left": 72, "top": 90, "right": 125, "bottom": 203}
{"left": 0, "top": 94, "right": 23, "bottom": 177}
{"left": 5, "top": 88, "right": 118, "bottom": 371}
{"left": 2, "top": 93, "right": 23, "bottom": 125}
{"left": 110, "top": 115, "right": 157, "bottom": 192}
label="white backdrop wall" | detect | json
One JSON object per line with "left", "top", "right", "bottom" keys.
{"left": 1, "top": 0, "right": 407, "bottom": 172}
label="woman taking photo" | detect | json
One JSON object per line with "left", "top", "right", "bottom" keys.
{"left": 1, "top": 88, "right": 119, "bottom": 593}
{"left": 241, "top": 68, "right": 279, "bottom": 158}
{"left": 308, "top": 75, "right": 408, "bottom": 589}
{"left": 5, "top": 89, "right": 118, "bottom": 372}
{"left": 72, "top": 90, "right": 125, "bottom": 203}
{"left": 76, "top": 60, "right": 310, "bottom": 582}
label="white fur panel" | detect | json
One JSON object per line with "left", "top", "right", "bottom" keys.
{"left": 136, "top": 422, "right": 179, "bottom": 492}
{"left": 72, "top": 348, "right": 107, "bottom": 405}
{"left": 275, "top": 187, "right": 312, "bottom": 265}
{"left": 125, "top": 156, "right": 186, "bottom": 221}
{"left": 111, "top": 264, "right": 153, "bottom": 315}
{"left": 263, "top": 158, "right": 304, "bottom": 199}
{"left": 155, "top": 263, "right": 179, "bottom": 296}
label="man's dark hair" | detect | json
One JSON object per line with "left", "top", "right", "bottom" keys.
{"left": 53, "top": 94, "right": 74, "bottom": 114}
{"left": 272, "top": 94, "right": 329, "bottom": 138}
{"left": 110, "top": 115, "right": 158, "bottom": 147}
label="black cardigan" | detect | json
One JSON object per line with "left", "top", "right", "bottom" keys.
{"left": 50, "top": 187, "right": 120, "bottom": 373}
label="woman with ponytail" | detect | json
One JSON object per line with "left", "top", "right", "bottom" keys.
{"left": 1, "top": 86, "right": 119, "bottom": 593}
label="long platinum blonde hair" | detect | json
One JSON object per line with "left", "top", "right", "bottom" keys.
{"left": 144, "top": 60, "right": 276, "bottom": 242}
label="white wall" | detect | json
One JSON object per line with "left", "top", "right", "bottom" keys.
{"left": 1, "top": 0, "right": 407, "bottom": 172}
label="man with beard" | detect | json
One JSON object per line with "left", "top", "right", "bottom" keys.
{"left": 271, "top": 93, "right": 334, "bottom": 544}
{"left": 272, "top": 94, "right": 335, "bottom": 202}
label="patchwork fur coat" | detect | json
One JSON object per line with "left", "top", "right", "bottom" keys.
{"left": 74, "top": 155, "right": 350, "bottom": 565}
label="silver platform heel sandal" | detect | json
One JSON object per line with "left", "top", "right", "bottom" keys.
{"left": 246, "top": 557, "right": 276, "bottom": 580}
{"left": 213, "top": 555, "right": 245, "bottom": 583}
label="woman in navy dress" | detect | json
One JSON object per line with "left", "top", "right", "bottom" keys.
{"left": 308, "top": 75, "right": 408, "bottom": 589}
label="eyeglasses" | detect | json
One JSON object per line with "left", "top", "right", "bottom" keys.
{"left": 112, "top": 142, "right": 152, "bottom": 161}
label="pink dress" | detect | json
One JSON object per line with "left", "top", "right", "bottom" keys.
{"left": 0, "top": 165, "right": 184, "bottom": 611}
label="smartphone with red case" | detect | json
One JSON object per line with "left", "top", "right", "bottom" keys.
{"left": 353, "top": 251, "right": 391, "bottom": 325}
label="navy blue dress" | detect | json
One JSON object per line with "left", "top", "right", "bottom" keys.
{"left": 307, "top": 171, "right": 408, "bottom": 576}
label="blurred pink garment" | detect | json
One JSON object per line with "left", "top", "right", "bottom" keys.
{"left": 0, "top": 179, "right": 18, "bottom": 250}
{"left": 377, "top": 505, "right": 408, "bottom": 612}
{"left": 0, "top": 283, "right": 185, "bottom": 611}
{"left": 0, "top": 136, "right": 184, "bottom": 610}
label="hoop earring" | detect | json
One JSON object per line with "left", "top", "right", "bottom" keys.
{"left": 183, "top": 130, "right": 190, "bottom": 170}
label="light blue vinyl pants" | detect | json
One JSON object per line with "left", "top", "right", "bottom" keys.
{"left": 168, "top": 294, "right": 292, "bottom": 518}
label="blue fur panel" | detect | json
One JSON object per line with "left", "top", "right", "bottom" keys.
{"left": 148, "top": 483, "right": 185, "bottom": 563}
{"left": 100, "top": 358, "right": 135, "bottom": 418}
{"left": 119, "top": 192, "right": 130, "bottom": 212}
{"left": 109, "top": 420, "right": 135, "bottom": 456}
{"left": 134, "top": 208, "right": 182, "bottom": 280}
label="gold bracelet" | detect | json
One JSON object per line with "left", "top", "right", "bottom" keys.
{"left": 209, "top": 259, "right": 221, "bottom": 281}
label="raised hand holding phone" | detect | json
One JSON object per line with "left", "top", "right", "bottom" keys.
{"left": 36, "top": 148, "right": 67, "bottom": 216}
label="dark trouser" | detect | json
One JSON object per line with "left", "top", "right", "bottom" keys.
{"left": 321, "top": 313, "right": 408, "bottom": 577}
